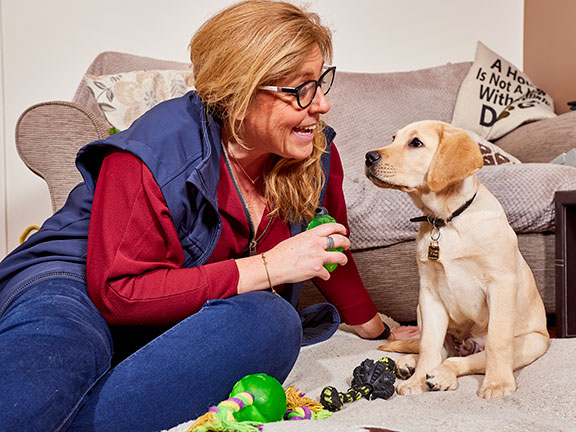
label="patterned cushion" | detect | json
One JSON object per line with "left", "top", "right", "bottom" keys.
{"left": 85, "top": 69, "right": 194, "bottom": 130}
{"left": 465, "top": 129, "right": 521, "bottom": 165}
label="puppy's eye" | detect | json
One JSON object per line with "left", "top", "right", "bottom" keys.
{"left": 409, "top": 138, "right": 423, "bottom": 148}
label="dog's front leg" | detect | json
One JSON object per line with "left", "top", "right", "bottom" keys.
{"left": 478, "top": 274, "right": 517, "bottom": 399}
{"left": 397, "top": 287, "right": 449, "bottom": 395}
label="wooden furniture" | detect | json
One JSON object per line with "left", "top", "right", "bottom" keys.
{"left": 555, "top": 190, "right": 576, "bottom": 337}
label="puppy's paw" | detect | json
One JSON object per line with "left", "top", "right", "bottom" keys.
{"left": 477, "top": 377, "right": 517, "bottom": 399}
{"left": 425, "top": 364, "right": 458, "bottom": 391}
{"left": 396, "top": 365, "right": 415, "bottom": 380}
{"left": 395, "top": 354, "right": 418, "bottom": 380}
{"left": 396, "top": 375, "right": 427, "bottom": 395}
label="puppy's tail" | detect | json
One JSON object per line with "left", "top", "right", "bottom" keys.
{"left": 378, "top": 338, "right": 420, "bottom": 354}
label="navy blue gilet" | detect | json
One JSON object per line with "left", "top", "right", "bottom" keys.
{"left": 0, "top": 91, "right": 336, "bottom": 322}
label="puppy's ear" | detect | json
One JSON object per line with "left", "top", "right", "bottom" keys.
{"left": 427, "top": 129, "right": 484, "bottom": 192}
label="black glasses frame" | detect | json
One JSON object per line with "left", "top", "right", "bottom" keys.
{"left": 258, "top": 66, "right": 336, "bottom": 109}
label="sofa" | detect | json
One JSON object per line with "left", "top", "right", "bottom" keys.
{"left": 15, "top": 51, "right": 576, "bottom": 327}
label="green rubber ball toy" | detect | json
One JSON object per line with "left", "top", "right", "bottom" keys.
{"left": 230, "top": 373, "right": 287, "bottom": 423}
{"left": 306, "top": 207, "right": 344, "bottom": 272}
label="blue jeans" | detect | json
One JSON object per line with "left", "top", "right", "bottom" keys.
{"left": 0, "top": 279, "right": 302, "bottom": 431}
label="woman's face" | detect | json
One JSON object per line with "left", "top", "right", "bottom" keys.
{"left": 239, "top": 45, "right": 331, "bottom": 160}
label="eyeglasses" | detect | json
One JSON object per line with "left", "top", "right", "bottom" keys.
{"left": 258, "top": 66, "right": 336, "bottom": 109}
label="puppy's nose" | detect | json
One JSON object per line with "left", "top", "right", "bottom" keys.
{"left": 365, "top": 151, "right": 381, "bottom": 167}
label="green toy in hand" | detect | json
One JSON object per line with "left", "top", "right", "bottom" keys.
{"left": 306, "top": 207, "right": 344, "bottom": 272}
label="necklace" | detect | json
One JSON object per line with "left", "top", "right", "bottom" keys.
{"left": 248, "top": 214, "right": 274, "bottom": 256}
{"left": 228, "top": 149, "right": 260, "bottom": 185}
{"left": 222, "top": 141, "right": 272, "bottom": 256}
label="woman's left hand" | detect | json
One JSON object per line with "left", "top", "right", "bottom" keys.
{"left": 264, "top": 222, "right": 350, "bottom": 284}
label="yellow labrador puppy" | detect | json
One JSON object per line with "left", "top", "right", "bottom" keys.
{"left": 364, "top": 120, "right": 549, "bottom": 400}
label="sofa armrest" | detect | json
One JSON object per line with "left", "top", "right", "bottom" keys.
{"left": 15, "top": 101, "right": 110, "bottom": 212}
{"left": 494, "top": 111, "right": 576, "bottom": 163}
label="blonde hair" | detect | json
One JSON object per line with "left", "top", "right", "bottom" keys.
{"left": 189, "top": 0, "right": 333, "bottom": 223}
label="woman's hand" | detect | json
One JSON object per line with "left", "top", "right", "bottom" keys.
{"left": 266, "top": 222, "right": 350, "bottom": 284}
{"left": 235, "top": 222, "right": 349, "bottom": 294}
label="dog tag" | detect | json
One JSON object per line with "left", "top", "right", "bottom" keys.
{"left": 428, "top": 240, "right": 440, "bottom": 260}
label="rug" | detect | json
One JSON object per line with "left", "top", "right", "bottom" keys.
{"left": 165, "top": 329, "right": 576, "bottom": 432}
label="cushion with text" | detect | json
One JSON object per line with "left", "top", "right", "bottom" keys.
{"left": 452, "top": 41, "right": 556, "bottom": 140}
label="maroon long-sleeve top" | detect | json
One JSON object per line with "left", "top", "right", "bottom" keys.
{"left": 87, "top": 145, "right": 377, "bottom": 327}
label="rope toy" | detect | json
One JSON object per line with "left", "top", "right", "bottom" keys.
{"left": 320, "top": 356, "right": 397, "bottom": 412}
{"left": 188, "top": 391, "right": 263, "bottom": 432}
{"left": 188, "top": 373, "right": 332, "bottom": 432}
{"left": 284, "top": 386, "right": 332, "bottom": 420}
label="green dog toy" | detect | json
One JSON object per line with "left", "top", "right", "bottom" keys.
{"left": 188, "top": 373, "right": 331, "bottom": 432}
{"left": 230, "top": 373, "right": 287, "bottom": 423}
{"left": 306, "top": 207, "right": 344, "bottom": 272}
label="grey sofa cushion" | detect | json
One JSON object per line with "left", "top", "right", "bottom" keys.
{"left": 327, "top": 62, "right": 472, "bottom": 178}
{"left": 478, "top": 163, "right": 576, "bottom": 233}
{"left": 494, "top": 110, "right": 576, "bottom": 163}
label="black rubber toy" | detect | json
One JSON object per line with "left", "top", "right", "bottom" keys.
{"left": 320, "top": 356, "right": 397, "bottom": 412}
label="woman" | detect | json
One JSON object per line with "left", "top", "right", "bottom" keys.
{"left": 0, "top": 1, "right": 387, "bottom": 431}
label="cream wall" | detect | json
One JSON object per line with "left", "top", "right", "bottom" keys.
{"left": 0, "top": 0, "right": 524, "bottom": 257}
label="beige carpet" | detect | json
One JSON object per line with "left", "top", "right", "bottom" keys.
{"left": 166, "top": 329, "right": 576, "bottom": 432}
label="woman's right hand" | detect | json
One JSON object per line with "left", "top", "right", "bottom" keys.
{"left": 235, "top": 222, "right": 349, "bottom": 294}
{"left": 269, "top": 222, "right": 350, "bottom": 283}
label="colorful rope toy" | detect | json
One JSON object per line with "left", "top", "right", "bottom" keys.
{"left": 320, "top": 356, "right": 397, "bottom": 412}
{"left": 188, "top": 373, "right": 331, "bottom": 432}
